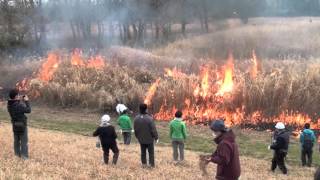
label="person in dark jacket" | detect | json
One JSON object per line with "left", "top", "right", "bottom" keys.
{"left": 93, "top": 114, "right": 119, "bottom": 165}
{"left": 134, "top": 103, "right": 159, "bottom": 168}
{"left": 7, "top": 89, "right": 31, "bottom": 159}
{"left": 300, "top": 123, "right": 316, "bottom": 167}
{"left": 269, "top": 122, "right": 290, "bottom": 174}
{"left": 206, "top": 120, "right": 241, "bottom": 180}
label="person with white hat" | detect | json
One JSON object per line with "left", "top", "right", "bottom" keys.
{"left": 269, "top": 122, "right": 290, "bottom": 174}
{"left": 93, "top": 114, "right": 119, "bottom": 165}
{"left": 116, "top": 104, "right": 133, "bottom": 145}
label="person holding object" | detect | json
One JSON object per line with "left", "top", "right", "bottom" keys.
{"left": 93, "top": 114, "right": 119, "bottom": 165}
{"left": 300, "top": 123, "right": 316, "bottom": 167}
{"left": 7, "top": 89, "right": 31, "bottom": 159}
{"left": 269, "top": 122, "right": 290, "bottom": 174}
{"left": 206, "top": 120, "right": 241, "bottom": 180}
{"left": 169, "top": 110, "right": 187, "bottom": 163}
{"left": 116, "top": 104, "right": 133, "bottom": 145}
{"left": 134, "top": 103, "right": 158, "bottom": 168}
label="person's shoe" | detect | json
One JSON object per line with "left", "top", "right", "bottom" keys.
{"left": 21, "top": 156, "right": 28, "bottom": 160}
{"left": 142, "top": 164, "right": 148, "bottom": 169}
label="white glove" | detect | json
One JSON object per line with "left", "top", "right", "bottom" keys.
{"left": 156, "top": 139, "right": 159, "bottom": 144}
{"left": 131, "top": 130, "right": 135, "bottom": 133}
{"left": 268, "top": 145, "right": 271, "bottom": 150}
{"left": 119, "top": 129, "right": 123, "bottom": 134}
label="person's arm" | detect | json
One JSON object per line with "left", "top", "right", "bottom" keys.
{"left": 19, "top": 101, "right": 31, "bottom": 114}
{"left": 300, "top": 132, "right": 304, "bottom": 144}
{"left": 93, "top": 127, "right": 100, "bottom": 137}
{"left": 128, "top": 117, "right": 133, "bottom": 130}
{"left": 134, "top": 118, "right": 138, "bottom": 138}
{"left": 210, "top": 143, "right": 231, "bottom": 165}
{"left": 150, "top": 119, "right": 159, "bottom": 140}
{"left": 182, "top": 122, "right": 187, "bottom": 140}
{"left": 312, "top": 131, "right": 317, "bottom": 143}
{"left": 112, "top": 126, "right": 117, "bottom": 139}
{"left": 270, "top": 137, "right": 285, "bottom": 150}
{"left": 169, "top": 122, "right": 173, "bottom": 138}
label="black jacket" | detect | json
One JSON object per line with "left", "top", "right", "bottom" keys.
{"left": 271, "top": 130, "right": 290, "bottom": 152}
{"left": 93, "top": 125, "right": 117, "bottom": 146}
{"left": 7, "top": 100, "right": 31, "bottom": 132}
{"left": 134, "top": 114, "right": 158, "bottom": 144}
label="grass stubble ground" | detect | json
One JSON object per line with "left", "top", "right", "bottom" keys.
{"left": 0, "top": 104, "right": 316, "bottom": 180}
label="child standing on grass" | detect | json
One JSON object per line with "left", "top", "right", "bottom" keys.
{"left": 116, "top": 104, "right": 133, "bottom": 145}
{"left": 93, "top": 114, "right": 119, "bottom": 165}
{"left": 169, "top": 110, "right": 187, "bottom": 163}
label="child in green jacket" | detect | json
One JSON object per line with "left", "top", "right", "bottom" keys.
{"left": 169, "top": 110, "right": 187, "bottom": 162}
{"left": 117, "top": 104, "right": 133, "bottom": 145}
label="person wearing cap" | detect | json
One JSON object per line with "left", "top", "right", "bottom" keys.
{"left": 169, "top": 110, "right": 187, "bottom": 163}
{"left": 269, "top": 122, "right": 290, "bottom": 174}
{"left": 116, "top": 104, "right": 133, "bottom": 145}
{"left": 93, "top": 114, "right": 119, "bottom": 165}
{"left": 205, "top": 120, "right": 241, "bottom": 180}
{"left": 300, "top": 123, "right": 316, "bottom": 167}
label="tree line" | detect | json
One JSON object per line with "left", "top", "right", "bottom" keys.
{"left": 0, "top": 0, "right": 319, "bottom": 50}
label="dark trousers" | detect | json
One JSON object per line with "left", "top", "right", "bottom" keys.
{"left": 172, "top": 140, "right": 184, "bottom": 161}
{"left": 271, "top": 151, "right": 287, "bottom": 174}
{"left": 140, "top": 143, "right": 155, "bottom": 167}
{"left": 102, "top": 143, "right": 119, "bottom": 164}
{"left": 14, "top": 129, "right": 28, "bottom": 159}
{"left": 301, "top": 148, "right": 313, "bottom": 167}
{"left": 122, "top": 132, "right": 131, "bottom": 145}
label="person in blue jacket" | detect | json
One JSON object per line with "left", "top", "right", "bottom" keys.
{"left": 300, "top": 123, "right": 316, "bottom": 167}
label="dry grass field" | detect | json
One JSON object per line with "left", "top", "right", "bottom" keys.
{"left": 0, "top": 123, "right": 316, "bottom": 180}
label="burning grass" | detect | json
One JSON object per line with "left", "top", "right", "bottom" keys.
{"left": 8, "top": 48, "right": 320, "bottom": 130}
{"left": 0, "top": 123, "right": 316, "bottom": 179}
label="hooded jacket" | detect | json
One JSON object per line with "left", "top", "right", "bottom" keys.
{"left": 134, "top": 114, "right": 158, "bottom": 144}
{"left": 169, "top": 118, "right": 187, "bottom": 141}
{"left": 7, "top": 100, "right": 31, "bottom": 133}
{"left": 271, "top": 130, "right": 290, "bottom": 152}
{"left": 300, "top": 129, "right": 316, "bottom": 148}
{"left": 210, "top": 130, "right": 241, "bottom": 180}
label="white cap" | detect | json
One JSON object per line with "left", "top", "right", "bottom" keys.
{"left": 101, "top": 114, "right": 111, "bottom": 126}
{"left": 116, "top": 104, "right": 128, "bottom": 114}
{"left": 275, "top": 122, "right": 285, "bottom": 130}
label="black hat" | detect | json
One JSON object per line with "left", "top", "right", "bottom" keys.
{"left": 210, "top": 120, "right": 226, "bottom": 132}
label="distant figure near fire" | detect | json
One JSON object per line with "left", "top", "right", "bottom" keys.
{"left": 116, "top": 104, "right": 133, "bottom": 145}
{"left": 269, "top": 122, "right": 290, "bottom": 174}
{"left": 7, "top": 89, "right": 31, "bottom": 159}
{"left": 134, "top": 104, "right": 159, "bottom": 168}
{"left": 205, "top": 120, "right": 241, "bottom": 180}
{"left": 300, "top": 123, "right": 316, "bottom": 167}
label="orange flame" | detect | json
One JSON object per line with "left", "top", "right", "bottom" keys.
{"left": 38, "top": 53, "right": 60, "bottom": 82}
{"left": 71, "top": 49, "right": 85, "bottom": 66}
{"left": 87, "top": 55, "right": 105, "bottom": 69}
{"left": 216, "top": 53, "right": 234, "bottom": 96}
{"left": 144, "top": 78, "right": 161, "bottom": 105}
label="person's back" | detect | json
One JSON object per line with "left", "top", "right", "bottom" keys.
{"left": 94, "top": 126, "right": 117, "bottom": 145}
{"left": 169, "top": 118, "right": 187, "bottom": 141}
{"left": 300, "top": 123, "right": 316, "bottom": 167}
{"left": 93, "top": 115, "right": 119, "bottom": 165}
{"left": 134, "top": 114, "right": 158, "bottom": 144}
{"left": 118, "top": 114, "right": 132, "bottom": 131}
{"left": 134, "top": 103, "right": 158, "bottom": 168}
